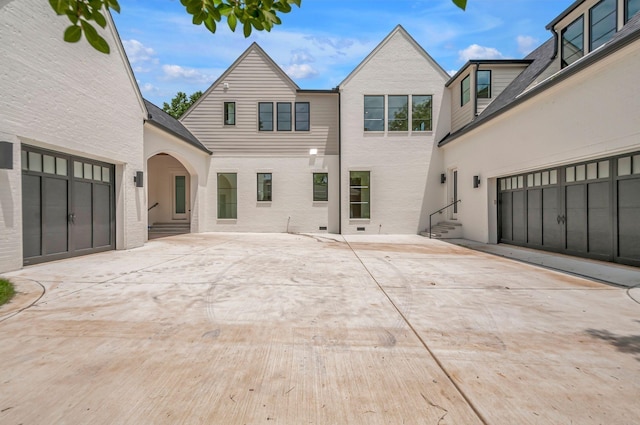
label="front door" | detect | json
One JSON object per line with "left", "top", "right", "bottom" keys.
{"left": 450, "top": 168, "right": 458, "bottom": 220}
{"left": 172, "top": 173, "right": 189, "bottom": 220}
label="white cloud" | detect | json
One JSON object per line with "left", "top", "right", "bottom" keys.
{"left": 161, "top": 64, "right": 215, "bottom": 85}
{"left": 517, "top": 35, "right": 538, "bottom": 56}
{"left": 283, "top": 63, "right": 319, "bottom": 79}
{"left": 122, "top": 39, "right": 158, "bottom": 72}
{"left": 290, "top": 48, "right": 315, "bottom": 65}
{"left": 458, "top": 44, "right": 504, "bottom": 62}
{"left": 139, "top": 83, "right": 160, "bottom": 94}
{"left": 448, "top": 69, "right": 457, "bottom": 76}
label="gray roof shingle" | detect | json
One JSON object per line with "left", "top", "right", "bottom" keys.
{"left": 144, "top": 99, "right": 211, "bottom": 155}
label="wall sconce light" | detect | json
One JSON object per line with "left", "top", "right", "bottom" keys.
{"left": 473, "top": 175, "right": 481, "bottom": 188}
{"left": 440, "top": 173, "right": 446, "bottom": 184}
{"left": 223, "top": 82, "right": 229, "bottom": 90}
{"left": 0, "top": 141, "right": 13, "bottom": 170}
{"left": 309, "top": 148, "right": 318, "bottom": 156}
{"left": 134, "top": 171, "right": 144, "bottom": 188}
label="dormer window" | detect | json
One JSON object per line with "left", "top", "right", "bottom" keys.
{"left": 461, "top": 75, "right": 471, "bottom": 106}
{"left": 476, "top": 70, "right": 491, "bottom": 99}
{"left": 626, "top": 0, "right": 640, "bottom": 23}
{"left": 562, "top": 16, "right": 584, "bottom": 68}
{"left": 590, "top": 0, "right": 617, "bottom": 51}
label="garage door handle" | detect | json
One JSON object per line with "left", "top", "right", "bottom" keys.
{"left": 557, "top": 215, "right": 566, "bottom": 224}
{"left": 68, "top": 213, "right": 75, "bottom": 224}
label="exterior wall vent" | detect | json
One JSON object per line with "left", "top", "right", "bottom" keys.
{"left": 319, "top": 226, "right": 327, "bottom": 230}
{"left": 357, "top": 227, "right": 366, "bottom": 231}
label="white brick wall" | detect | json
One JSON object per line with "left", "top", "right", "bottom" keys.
{"left": 0, "top": 0, "right": 146, "bottom": 272}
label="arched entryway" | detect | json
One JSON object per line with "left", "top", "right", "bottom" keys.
{"left": 147, "top": 153, "right": 193, "bottom": 239}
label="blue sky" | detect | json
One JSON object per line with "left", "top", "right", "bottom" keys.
{"left": 112, "top": 0, "right": 569, "bottom": 106}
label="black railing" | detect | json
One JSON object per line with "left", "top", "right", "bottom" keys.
{"left": 148, "top": 202, "right": 159, "bottom": 212}
{"left": 428, "top": 200, "right": 461, "bottom": 239}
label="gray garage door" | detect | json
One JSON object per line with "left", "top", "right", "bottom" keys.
{"left": 21, "top": 145, "right": 115, "bottom": 265}
{"left": 498, "top": 152, "right": 640, "bottom": 267}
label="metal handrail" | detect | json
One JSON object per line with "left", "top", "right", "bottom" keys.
{"left": 148, "top": 202, "right": 159, "bottom": 212}
{"left": 428, "top": 200, "right": 461, "bottom": 239}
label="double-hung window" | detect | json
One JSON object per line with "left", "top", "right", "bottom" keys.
{"left": 295, "top": 102, "right": 310, "bottom": 131}
{"left": 461, "top": 75, "right": 471, "bottom": 106}
{"left": 476, "top": 70, "right": 491, "bottom": 99}
{"left": 257, "top": 173, "right": 272, "bottom": 202}
{"left": 388, "top": 95, "right": 408, "bottom": 131}
{"left": 313, "top": 173, "right": 328, "bottom": 202}
{"left": 217, "top": 173, "right": 237, "bottom": 219}
{"left": 412, "top": 95, "right": 432, "bottom": 132}
{"left": 349, "top": 171, "right": 370, "bottom": 219}
{"left": 562, "top": 16, "right": 584, "bottom": 67}
{"left": 224, "top": 102, "right": 235, "bottom": 125}
{"left": 258, "top": 102, "right": 273, "bottom": 131}
{"left": 627, "top": 0, "right": 640, "bottom": 23}
{"left": 364, "top": 95, "right": 384, "bottom": 131}
{"left": 277, "top": 102, "right": 292, "bottom": 131}
{"left": 590, "top": 0, "right": 616, "bottom": 51}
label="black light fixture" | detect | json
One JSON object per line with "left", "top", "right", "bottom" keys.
{"left": 473, "top": 175, "right": 481, "bottom": 188}
{"left": 0, "top": 141, "right": 13, "bottom": 170}
{"left": 440, "top": 173, "right": 446, "bottom": 184}
{"left": 134, "top": 171, "right": 144, "bottom": 188}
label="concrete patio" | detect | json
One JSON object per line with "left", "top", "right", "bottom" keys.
{"left": 1, "top": 233, "right": 639, "bottom": 424}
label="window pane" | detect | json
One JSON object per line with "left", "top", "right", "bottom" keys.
{"left": 506, "top": 178, "right": 512, "bottom": 190}
{"left": 518, "top": 175, "right": 524, "bottom": 188}
{"left": 527, "top": 174, "right": 534, "bottom": 187}
{"left": 566, "top": 166, "right": 575, "bottom": 182}
{"left": 618, "top": 157, "right": 631, "bottom": 176}
{"left": 224, "top": 102, "right": 235, "bottom": 125}
{"left": 550, "top": 170, "right": 558, "bottom": 184}
{"left": 461, "top": 75, "right": 471, "bottom": 106}
{"left": 257, "top": 173, "right": 272, "bottom": 201}
{"left": 476, "top": 70, "right": 491, "bottom": 98}
{"left": 21, "top": 150, "right": 27, "bottom": 170}
{"left": 350, "top": 171, "right": 370, "bottom": 219}
{"left": 102, "top": 167, "right": 110, "bottom": 182}
{"left": 598, "top": 161, "right": 610, "bottom": 178}
{"left": 277, "top": 102, "right": 291, "bottom": 131}
{"left": 627, "top": 0, "right": 640, "bottom": 22}
{"left": 28, "top": 152, "right": 42, "bottom": 172}
{"left": 364, "top": 95, "right": 384, "bottom": 131}
{"left": 175, "top": 175, "right": 186, "bottom": 214}
{"left": 56, "top": 158, "right": 67, "bottom": 176}
{"left": 542, "top": 171, "right": 549, "bottom": 186}
{"left": 500, "top": 179, "right": 506, "bottom": 190}
{"left": 295, "top": 102, "right": 310, "bottom": 131}
{"left": 43, "top": 155, "right": 55, "bottom": 174}
{"left": 412, "top": 95, "right": 432, "bottom": 131}
{"left": 576, "top": 164, "right": 586, "bottom": 181}
{"left": 84, "top": 163, "right": 93, "bottom": 180}
{"left": 562, "top": 16, "right": 584, "bottom": 67}
{"left": 388, "top": 95, "right": 408, "bottom": 131}
{"left": 218, "top": 173, "right": 237, "bottom": 219}
{"left": 534, "top": 173, "right": 541, "bottom": 186}
{"left": 587, "top": 162, "right": 598, "bottom": 179}
{"left": 634, "top": 155, "right": 640, "bottom": 174}
{"left": 590, "top": 0, "right": 617, "bottom": 51}
{"left": 259, "top": 102, "right": 273, "bottom": 131}
{"left": 74, "top": 161, "right": 83, "bottom": 178}
{"left": 313, "top": 173, "right": 328, "bottom": 201}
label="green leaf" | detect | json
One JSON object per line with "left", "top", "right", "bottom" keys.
{"left": 63, "top": 25, "right": 82, "bottom": 42}
{"left": 204, "top": 16, "right": 217, "bottom": 33}
{"left": 227, "top": 13, "right": 237, "bottom": 31}
{"left": 107, "top": 0, "right": 121, "bottom": 13}
{"left": 80, "top": 20, "right": 110, "bottom": 53}
{"left": 452, "top": 0, "right": 467, "bottom": 10}
{"left": 49, "top": 0, "right": 69, "bottom": 15}
{"left": 243, "top": 21, "right": 252, "bottom": 37}
{"left": 91, "top": 10, "right": 107, "bottom": 28}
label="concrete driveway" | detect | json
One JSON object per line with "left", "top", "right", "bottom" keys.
{"left": 1, "top": 233, "right": 639, "bottom": 424}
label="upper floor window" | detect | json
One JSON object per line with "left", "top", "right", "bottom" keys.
{"left": 476, "top": 70, "right": 491, "bottom": 99}
{"left": 224, "top": 102, "right": 235, "bottom": 125}
{"left": 258, "top": 102, "right": 273, "bottom": 131}
{"left": 364, "top": 95, "right": 384, "bottom": 131}
{"left": 295, "top": 102, "right": 310, "bottom": 131}
{"left": 590, "top": 0, "right": 617, "bottom": 51}
{"left": 277, "top": 102, "right": 292, "bottom": 131}
{"left": 412, "top": 95, "right": 432, "bottom": 132}
{"left": 388, "top": 95, "right": 408, "bottom": 131}
{"left": 562, "top": 16, "right": 584, "bottom": 68}
{"left": 461, "top": 75, "right": 471, "bottom": 106}
{"left": 626, "top": 0, "right": 640, "bottom": 23}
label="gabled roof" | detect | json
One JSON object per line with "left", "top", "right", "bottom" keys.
{"left": 546, "top": 0, "right": 586, "bottom": 29}
{"left": 144, "top": 100, "right": 211, "bottom": 154}
{"left": 181, "top": 42, "right": 299, "bottom": 120}
{"left": 444, "top": 59, "right": 533, "bottom": 87}
{"left": 339, "top": 25, "right": 450, "bottom": 87}
{"left": 439, "top": 14, "right": 640, "bottom": 147}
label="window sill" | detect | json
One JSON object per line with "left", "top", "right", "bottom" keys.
{"left": 256, "top": 201, "right": 272, "bottom": 207}
{"left": 217, "top": 219, "right": 237, "bottom": 224}
{"left": 349, "top": 219, "right": 371, "bottom": 223}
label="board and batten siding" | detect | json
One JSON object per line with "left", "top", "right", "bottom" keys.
{"left": 181, "top": 48, "right": 338, "bottom": 157}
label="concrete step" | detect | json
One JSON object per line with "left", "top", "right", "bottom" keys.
{"left": 148, "top": 222, "right": 190, "bottom": 234}
{"left": 421, "top": 221, "right": 462, "bottom": 239}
